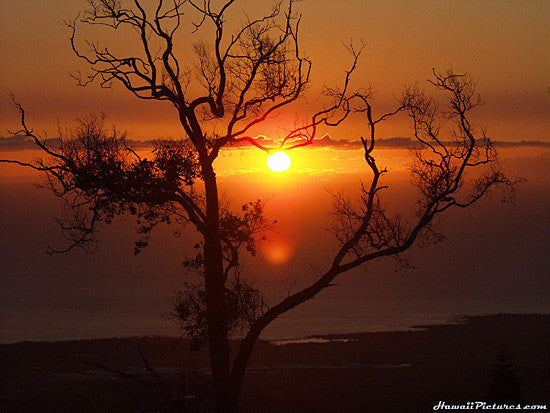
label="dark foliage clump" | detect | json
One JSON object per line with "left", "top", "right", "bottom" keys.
{"left": 486, "top": 350, "right": 524, "bottom": 404}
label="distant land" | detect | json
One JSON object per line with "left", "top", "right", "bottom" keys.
{"left": 1, "top": 313, "right": 548, "bottom": 412}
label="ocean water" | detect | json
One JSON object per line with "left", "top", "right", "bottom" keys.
{"left": 1, "top": 148, "right": 549, "bottom": 343}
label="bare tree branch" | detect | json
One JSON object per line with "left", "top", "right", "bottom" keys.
{"left": 228, "top": 69, "right": 518, "bottom": 398}
{"left": 2, "top": 1, "right": 519, "bottom": 410}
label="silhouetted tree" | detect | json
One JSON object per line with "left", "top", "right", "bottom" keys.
{"left": 486, "top": 350, "right": 524, "bottom": 404}
{"left": 1, "top": 1, "right": 517, "bottom": 411}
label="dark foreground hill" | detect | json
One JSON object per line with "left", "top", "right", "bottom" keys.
{"left": 1, "top": 313, "right": 548, "bottom": 412}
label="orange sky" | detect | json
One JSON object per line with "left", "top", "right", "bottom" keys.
{"left": 1, "top": 1, "right": 549, "bottom": 344}
{"left": 0, "top": 0, "right": 549, "bottom": 141}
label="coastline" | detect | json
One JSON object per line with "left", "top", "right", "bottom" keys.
{"left": 1, "top": 313, "right": 548, "bottom": 412}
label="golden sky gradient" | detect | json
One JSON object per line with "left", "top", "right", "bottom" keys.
{"left": 0, "top": 0, "right": 549, "bottom": 141}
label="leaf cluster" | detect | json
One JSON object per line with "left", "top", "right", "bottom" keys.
{"left": 168, "top": 276, "right": 266, "bottom": 351}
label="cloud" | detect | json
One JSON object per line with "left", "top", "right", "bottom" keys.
{"left": 309, "top": 136, "right": 415, "bottom": 149}
{"left": 493, "top": 140, "right": 550, "bottom": 148}
{"left": 0, "top": 135, "right": 57, "bottom": 150}
{"left": 306, "top": 136, "right": 550, "bottom": 149}
{"left": 0, "top": 136, "right": 168, "bottom": 151}
{"left": 2, "top": 134, "right": 548, "bottom": 151}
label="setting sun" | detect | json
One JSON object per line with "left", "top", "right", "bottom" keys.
{"left": 267, "top": 151, "right": 291, "bottom": 172}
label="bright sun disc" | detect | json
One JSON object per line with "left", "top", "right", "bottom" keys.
{"left": 267, "top": 151, "right": 291, "bottom": 172}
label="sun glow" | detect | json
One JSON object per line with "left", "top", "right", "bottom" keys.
{"left": 262, "top": 242, "right": 292, "bottom": 264}
{"left": 267, "top": 151, "right": 291, "bottom": 172}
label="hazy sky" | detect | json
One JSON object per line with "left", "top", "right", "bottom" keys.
{"left": 0, "top": 0, "right": 549, "bottom": 140}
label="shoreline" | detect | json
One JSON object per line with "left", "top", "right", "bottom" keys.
{"left": 3, "top": 312, "right": 546, "bottom": 346}
{"left": 1, "top": 313, "right": 548, "bottom": 411}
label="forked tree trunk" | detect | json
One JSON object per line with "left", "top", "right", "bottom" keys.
{"left": 225, "top": 270, "right": 340, "bottom": 411}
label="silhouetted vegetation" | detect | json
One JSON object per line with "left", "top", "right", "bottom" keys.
{"left": 1, "top": 1, "right": 518, "bottom": 411}
{"left": 486, "top": 350, "right": 524, "bottom": 404}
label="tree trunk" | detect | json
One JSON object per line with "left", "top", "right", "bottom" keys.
{"left": 227, "top": 336, "right": 258, "bottom": 412}
{"left": 226, "top": 271, "right": 341, "bottom": 410}
{"left": 202, "top": 163, "right": 232, "bottom": 412}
